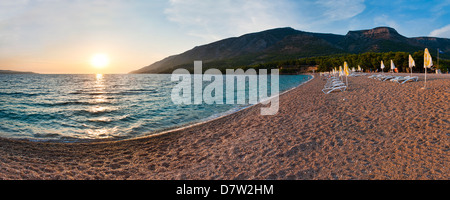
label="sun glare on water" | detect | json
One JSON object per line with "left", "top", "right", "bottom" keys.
{"left": 90, "top": 54, "right": 110, "bottom": 68}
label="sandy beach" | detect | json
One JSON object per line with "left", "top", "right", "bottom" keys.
{"left": 0, "top": 73, "right": 449, "bottom": 180}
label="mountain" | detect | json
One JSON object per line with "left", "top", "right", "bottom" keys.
{"left": 130, "top": 27, "right": 450, "bottom": 74}
{"left": 339, "top": 27, "right": 450, "bottom": 53}
{"left": 0, "top": 70, "right": 36, "bottom": 74}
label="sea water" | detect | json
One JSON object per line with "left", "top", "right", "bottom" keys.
{"left": 0, "top": 74, "right": 311, "bottom": 142}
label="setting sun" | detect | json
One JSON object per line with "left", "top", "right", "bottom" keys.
{"left": 90, "top": 54, "right": 110, "bottom": 68}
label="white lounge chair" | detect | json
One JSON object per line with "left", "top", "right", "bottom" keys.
{"left": 375, "top": 75, "right": 388, "bottom": 80}
{"left": 324, "top": 82, "right": 345, "bottom": 90}
{"left": 322, "top": 76, "right": 347, "bottom": 94}
{"left": 394, "top": 76, "right": 418, "bottom": 84}
{"left": 368, "top": 74, "right": 382, "bottom": 79}
{"left": 389, "top": 76, "right": 404, "bottom": 82}
{"left": 325, "top": 80, "right": 345, "bottom": 87}
{"left": 322, "top": 85, "right": 347, "bottom": 94}
{"left": 381, "top": 75, "right": 396, "bottom": 81}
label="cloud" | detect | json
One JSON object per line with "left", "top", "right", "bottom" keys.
{"left": 164, "top": 0, "right": 366, "bottom": 41}
{"left": 315, "top": 0, "right": 366, "bottom": 21}
{"left": 373, "top": 14, "right": 400, "bottom": 30}
{"left": 164, "top": 0, "right": 298, "bottom": 41}
{"left": 0, "top": 0, "right": 154, "bottom": 57}
{"left": 0, "top": 0, "right": 30, "bottom": 21}
{"left": 429, "top": 24, "right": 450, "bottom": 38}
{"left": 0, "top": 0, "right": 165, "bottom": 73}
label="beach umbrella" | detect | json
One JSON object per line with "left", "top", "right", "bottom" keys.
{"left": 391, "top": 60, "right": 396, "bottom": 73}
{"left": 339, "top": 66, "right": 343, "bottom": 78}
{"left": 358, "top": 65, "right": 362, "bottom": 72}
{"left": 380, "top": 60, "right": 385, "bottom": 73}
{"left": 344, "top": 62, "right": 350, "bottom": 76}
{"left": 423, "top": 48, "right": 433, "bottom": 89}
{"left": 408, "top": 54, "right": 415, "bottom": 76}
{"left": 344, "top": 61, "right": 350, "bottom": 86}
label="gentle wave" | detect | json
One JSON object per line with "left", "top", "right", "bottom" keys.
{"left": 69, "top": 89, "right": 156, "bottom": 96}
{"left": 33, "top": 101, "right": 114, "bottom": 107}
{"left": 0, "top": 92, "right": 44, "bottom": 97}
{"left": 88, "top": 115, "right": 132, "bottom": 123}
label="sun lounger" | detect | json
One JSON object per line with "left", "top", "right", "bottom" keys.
{"left": 324, "top": 77, "right": 342, "bottom": 84}
{"left": 325, "top": 79, "right": 344, "bottom": 86}
{"left": 324, "top": 82, "right": 345, "bottom": 89}
{"left": 368, "top": 74, "right": 382, "bottom": 79}
{"left": 375, "top": 75, "right": 388, "bottom": 80}
{"left": 389, "top": 76, "right": 404, "bottom": 82}
{"left": 322, "top": 76, "right": 347, "bottom": 94}
{"left": 381, "top": 75, "right": 396, "bottom": 81}
{"left": 394, "top": 76, "right": 418, "bottom": 84}
{"left": 368, "top": 74, "right": 419, "bottom": 85}
{"left": 374, "top": 75, "right": 384, "bottom": 80}
{"left": 322, "top": 85, "right": 347, "bottom": 94}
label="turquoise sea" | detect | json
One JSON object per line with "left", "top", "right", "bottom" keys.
{"left": 0, "top": 74, "right": 311, "bottom": 142}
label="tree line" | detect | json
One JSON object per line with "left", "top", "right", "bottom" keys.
{"left": 239, "top": 51, "right": 450, "bottom": 73}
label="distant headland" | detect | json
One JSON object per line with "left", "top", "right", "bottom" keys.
{"left": 0, "top": 70, "right": 37, "bottom": 74}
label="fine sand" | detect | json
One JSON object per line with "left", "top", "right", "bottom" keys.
{"left": 0, "top": 73, "right": 449, "bottom": 180}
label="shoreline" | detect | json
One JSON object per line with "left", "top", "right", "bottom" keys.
{"left": 1, "top": 74, "right": 314, "bottom": 144}
{"left": 126, "top": 74, "right": 314, "bottom": 143}
{"left": 0, "top": 73, "right": 448, "bottom": 180}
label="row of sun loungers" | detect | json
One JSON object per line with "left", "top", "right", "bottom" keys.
{"left": 368, "top": 74, "right": 418, "bottom": 84}
{"left": 322, "top": 77, "right": 347, "bottom": 94}
{"left": 348, "top": 72, "right": 367, "bottom": 77}
{"left": 323, "top": 73, "right": 418, "bottom": 94}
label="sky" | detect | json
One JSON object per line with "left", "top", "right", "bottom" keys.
{"left": 0, "top": 0, "right": 449, "bottom": 74}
